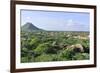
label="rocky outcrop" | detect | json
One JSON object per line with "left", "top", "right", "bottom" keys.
{"left": 69, "top": 44, "right": 84, "bottom": 52}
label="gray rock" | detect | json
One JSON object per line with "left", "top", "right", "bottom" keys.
{"left": 70, "top": 44, "right": 84, "bottom": 52}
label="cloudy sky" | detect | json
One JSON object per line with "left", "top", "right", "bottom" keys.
{"left": 21, "top": 10, "right": 90, "bottom": 31}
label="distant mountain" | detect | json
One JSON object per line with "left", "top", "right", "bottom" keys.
{"left": 21, "top": 22, "right": 42, "bottom": 32}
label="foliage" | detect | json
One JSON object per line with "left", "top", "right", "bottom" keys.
{"left": 81, "top": 39, "right": 90, "bottom": 53}
{"left": 21, "top": 31, "right": 90, "bottom": 63}
{"left": 34, "top": 54, "right": 56, "bottom": 62}
{"left": 73, "top": 53, "right": 89, "bottom": 60}
{"left": 57, "top": 49, "right": 75, "bottom": 60}
{"left": 34, "top": 43, "right": 51, "bottom": 55}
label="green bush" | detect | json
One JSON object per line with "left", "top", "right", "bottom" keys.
{"left": 57, "top": 48, "right": 75, "bottom": 60}
{"left": 81, "top": 39, "right": 89, "bottom": 53}
{"left": 46, "top": 45, "right": 62, "bottom": 54}
{"left": 21, "top": 57, "right": 28, "bottom": 63}
{"left": 65, "top": 37, "right": 79, "bottom": 45}
{"left": 21, "top": 48, "right": 27, "bottom": 57}
{"left": 34, "top": 43, "right": 50, "bottom": 55}
{"left": 29, "top": 37, "right": 40, "bottom": 49}
{"left": 34, "top": 54, "right": 55, "bottom": 62}
{"left": 73, "top": 53, "right": 89, "bottom": 60}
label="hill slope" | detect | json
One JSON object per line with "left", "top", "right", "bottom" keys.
{"left": 21, "top": 22, "right": 41, "bottom": 32}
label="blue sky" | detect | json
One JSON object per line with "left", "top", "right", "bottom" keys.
{"left": 21, "top": 10, "right": 90, "bottom": 31}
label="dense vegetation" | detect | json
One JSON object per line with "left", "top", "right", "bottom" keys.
{"left": 21, "top": 31, "right": 90, "bottom": 63}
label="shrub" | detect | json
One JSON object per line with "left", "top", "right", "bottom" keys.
{"left": 29, "top": 37, "right": 40, "bottom": 49}
{"left": 34, "top": 43, "right": 50, "bottom": 55}
{"left": 21, "top": 57, "right": 28, "bottom": 63}
{"left": 57, "top": 48, "right": 75, "bottom": 60}
{"left": 81, "top": 39, "right": 89, "bottom": 53}
{"left": 34, "top": 54, "right": 55, "bottom": 62}
{"left": 73, "top": 53, "right": 89, "bottom": 60}
{"left": 21, "top": 48, "right": 28, "bottom": 57}
{"left": 46, "top": 45, "right": 62, "bottom": 54}
{"left": 65, "top": 37, "right": 78, "bottom": 45}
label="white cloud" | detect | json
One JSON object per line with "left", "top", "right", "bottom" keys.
{"left": 66, "top": 19, "right": 75, "bottom": 26}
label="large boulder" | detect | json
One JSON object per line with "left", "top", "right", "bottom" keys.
{"left": 70, "top": 44, "right": 84, "bottom": 52}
